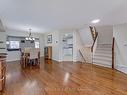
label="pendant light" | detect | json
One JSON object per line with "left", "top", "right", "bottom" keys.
{"left": 25, "top": 29, "right": 35, "bottom": 41}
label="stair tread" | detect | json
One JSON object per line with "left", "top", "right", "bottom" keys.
{"left": 97, "top": 45, "right": 112, "bottom": 48}
{"left": 93, "top": 58, "right": 112, "bottom": 63}
{"left": 93, "top": 63, "right": 112, "bottom": 68}
{"left": 93, "top": 56, "right": 112, "bottom": 61}
{"left": 96, "top": 48, "right": 112, "bottom": 51}
{"left": 98, "top": 44, "right": 112, "bottom": 45}
{"left": 96, "top": 49, "right": 112, "bottom": 51}
{"left": 93, "top": 60, "right": 112, "bottom": 64}
{"left": 93, "top": 62, "right": 111, "bottom": 65}
{"left": 94, "top": 54, "right": 112, "bottom": 58}
{"left": 95, "top": 52, "right": 112, "bottom": 55}
{"left": 93, "top": 44, "right": 112, "bottom": 68}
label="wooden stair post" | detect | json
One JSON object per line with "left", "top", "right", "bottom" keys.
{"left": 112, "top": 37, "right": 115, "bottom": 69}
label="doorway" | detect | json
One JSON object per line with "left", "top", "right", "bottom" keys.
{"left": 62, "top": 33, "right": 73, "bottom": 61}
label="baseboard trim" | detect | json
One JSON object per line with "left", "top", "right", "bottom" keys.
{"left": 93, "top": 63, "right": 112, "bottom": 68}
{"left": 115, "top": 65, "right": 127, "bottom": 74}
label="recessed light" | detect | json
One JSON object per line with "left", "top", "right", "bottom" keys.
{"left": 91, "top": 19, "right": 100, "bottom": 24}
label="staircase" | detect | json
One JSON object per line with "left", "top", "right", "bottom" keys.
{"left": 93, "top": 44, "right": 112, "bottom": 68}
{"left": 78, "top": 26, "right": 113, "bottom": 68}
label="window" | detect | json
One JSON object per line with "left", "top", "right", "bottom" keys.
{"left": 10, "top": 41, "right": 20, "bottom": 49}
{"left": 7, "top": 36, "right": 40, "bottom": 51}
{"left": 35, "top": 42, "right": 40, "bottom": 48}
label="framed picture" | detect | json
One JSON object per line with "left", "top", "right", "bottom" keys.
{"left": 47, "top": 35, "right": 52, "bottom": 43}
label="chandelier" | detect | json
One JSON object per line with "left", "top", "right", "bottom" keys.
{"left": 25, "top": 29, "right": 35, "bottom": 41}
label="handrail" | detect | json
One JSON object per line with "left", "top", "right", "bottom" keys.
{"left": 112, "top": 37, "right": 115, "bottom": 69}
{"left": 89, "top": 26, "right": 97, "bottom": 41}
{"left": 79, "top": 50, "right": 86, "bottom": 63}
{"left": 89, "top": 26, "right": 98, "bottom": 52}
{"left": 91, "top": 32, "right": 98, "bottom": 52}
{"left": 89, "top": 26, "right": 94, "bottom": 40}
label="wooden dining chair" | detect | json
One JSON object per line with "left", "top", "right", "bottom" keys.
{"left": 36, "top": 48, "right": 40, "bottom": 65}
{"left": 20, "top": 48, "right": 27, "bottom": 68}
{"left": 29, "top": 48, "right": 40, "bottom": 66}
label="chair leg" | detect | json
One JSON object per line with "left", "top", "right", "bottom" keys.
{"left": 33, "top": 59, "right": 35, "bottom": 65}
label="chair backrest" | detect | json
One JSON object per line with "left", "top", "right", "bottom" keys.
{"left": 24, "top": 48, "right": 31, "bottom": 53}
{"left": 29, "top": 48, "right": 39, "bottom": 59}
{"left": 35, "top": 48, "right": 40, "bottom": 57}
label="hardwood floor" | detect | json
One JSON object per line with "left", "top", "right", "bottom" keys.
{"left": 1, "top": 58, "right": 127, "bottom": 95}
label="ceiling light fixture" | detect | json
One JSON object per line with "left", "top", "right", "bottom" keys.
{"left": 91, "top": 19, "right": 100, "bottom": 24}
{"left": 25, "top": 29, "right": 35, "bottom": 41}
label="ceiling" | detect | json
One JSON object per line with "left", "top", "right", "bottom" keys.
{"left": 0, "top": 0, "right": 127, "bottom": 33}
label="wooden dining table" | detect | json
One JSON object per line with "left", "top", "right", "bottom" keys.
{"left": 20, "top": 52, "right": 29, "bottom": 68}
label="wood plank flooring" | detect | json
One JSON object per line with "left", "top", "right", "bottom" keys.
{"left": 1, "top": 58, "right": 127, "bottom": 95}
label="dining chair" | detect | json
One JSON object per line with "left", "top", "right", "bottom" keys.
{"left": 29, "top": 48, "right": 40, "bottom": 66}
{"left": 35, "top": 48, "right": 40, "bottom": 65}
{"left": 20, "top": 48, "right": 27, "bottom": 68}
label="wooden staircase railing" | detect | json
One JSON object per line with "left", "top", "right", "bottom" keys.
{"left": 89, "top": 26, "right": 98, "bottom": 52}
{"left": 112, "top": 37, "right": 115, "bottom": 69}
{"left": 79, "top": 49, "right": 86, "bottom": 63}
{"left": 91, "top": 32, "right": 98, "bottom": 52}
{"left": 89, "top": 26, "right": 97, "bottom": 41}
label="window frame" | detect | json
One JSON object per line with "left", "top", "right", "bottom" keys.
{"left": 35, "top": 41, "right": 40, "bottom": 48}
{"left": 7, "top": 36, "right": 40, "bottom": 51}
{"left": 9, "top": 41, "right": 20, "bottom": 49}
{"left": 7, "top": 41, "right": 20, "bottom": 51}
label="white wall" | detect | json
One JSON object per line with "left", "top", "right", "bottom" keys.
{"left": 44, "top": 30, "right": 84, "bottom": 62}
{"left": 76, "top": 26, "right": 93, "bottom": 63}
{"left": 0, "top": 19, "right": 6, "bottom": 53}
{"left": 73, "top": 31, "right": 83, "bottom": 62}
{"left": 73, "top": 31, "right": 92, "bottom": 63}
{"left": 6, "top": 30, "right": 44, "bottom": 62}
{"left": 96, "top": 25, "right": 113, "bottom": 44}
{"left": 0, "top": 32, "right": 6, "bottom": 53}
{"left": 59, "top": 31, "right": 73, "bottom": 61}
{"left": 79, "top": 26, "right": 93, "bottom": 47}
{"left": 0, "top": 20, "right": 5, "bottom": 32}
{"left": 44, "top": 31, "right": 61, "bottom": 61}
{"left": 113, "top": 24, "right": 127, "bottom": 74}
{"left": 43, "top": 27, "right": 93, "bottom": 62}
{"left": 4, "top": 29, "right": 82, "bottom": 62}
